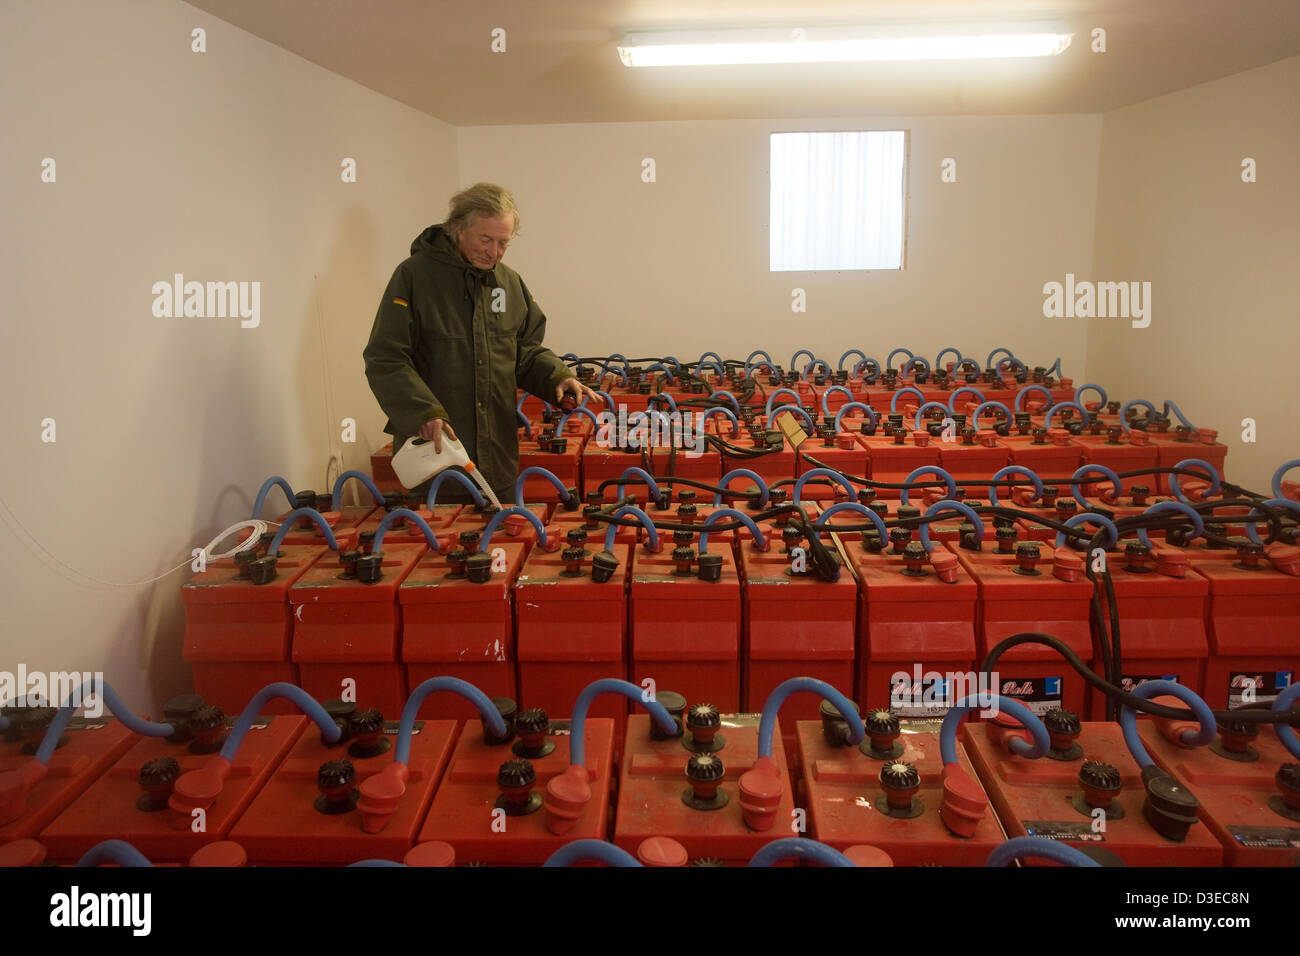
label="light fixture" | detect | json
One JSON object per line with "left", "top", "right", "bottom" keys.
{"left": 618, "top": 23, "right": 1073, "bottom": 67}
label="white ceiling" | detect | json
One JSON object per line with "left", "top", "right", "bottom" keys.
{"left": 186, "top": 0, "right": 1300, "bottom": 124}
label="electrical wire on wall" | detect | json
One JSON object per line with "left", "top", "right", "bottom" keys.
{"left": 314, "top": 272, "right": 348, "bottom": 507}
{"left": 0, "top": 490, "right": 278, "bottom": 589}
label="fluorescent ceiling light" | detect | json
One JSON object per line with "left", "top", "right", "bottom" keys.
{"left": 618, "top": 24, "right": 1073, "bottom": 67}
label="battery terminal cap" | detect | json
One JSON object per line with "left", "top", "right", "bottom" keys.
{"left": 404, "top": 841, "right": 456, "bottom": 867}
{"left": 544, "top": 764, "right": 593, "bottom": 835}
{"left": 637, "top": 836, "right": 689, "bottom": 867}
{"left": 930, "top": 549, "right": 960, "bottom": 583}
{"left": 1267, "top": 545, "right": 1300, "bottom": 577}
{"left": 938, "top": 763, "right": 988, "bottom": 837}
{"left": 737, "top": 756, "right": 784, "bottom": 831}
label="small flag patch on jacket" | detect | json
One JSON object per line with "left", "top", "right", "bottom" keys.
{"left": 392, "top": 297, "right": 408, "bottom": 307}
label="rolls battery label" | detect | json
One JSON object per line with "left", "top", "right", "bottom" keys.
{"left": 889, "top": 674, "right": 955, "bottom": 718}
{"left": 1119, "top": 674, "right": 1179, "bottom": 694}
{"left": 1227, "top": 670, "right": 1293, "bottom": 710}
{"left": 1022, "top": 821, "right": 1105, "bottom": 842}
{"left": 1228, "top": 826, "right": 1300, "bottom": 849}
{"left": 997, "top": 677, "right": 1063, "bottom": 716}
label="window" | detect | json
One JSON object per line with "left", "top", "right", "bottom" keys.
{"left": 769, "top": 130, "right": 907, "bottom": 272}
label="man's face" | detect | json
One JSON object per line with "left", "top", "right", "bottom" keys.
{"left": 456, "top": 213, "right": 514, "bottom": 270}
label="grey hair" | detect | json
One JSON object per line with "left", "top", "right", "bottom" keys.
{"left": 447, "top": 182, "right": 520, "bottom": 238}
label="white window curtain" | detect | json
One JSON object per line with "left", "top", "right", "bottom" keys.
{"left": 770, "top": 130, "right": 906, "bottom": 272}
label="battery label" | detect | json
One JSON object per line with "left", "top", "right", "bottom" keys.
{"left": 1022, "top": 821, "right": 1105, "bottom": 842}
{"left": 1119, "top": 674, "right": 1178, "bottom": 694}
{"left": 997, "top": 677, "right": 1063, "bottom": 716}
{"left": 1228, "top": 826, "right": 1300, "bottom": 848}
{"left": 889, "top": 674, "right": 955, "bottom": 718}
{"left": 1228, "top": 671, "right": 1293, "bottom": 709}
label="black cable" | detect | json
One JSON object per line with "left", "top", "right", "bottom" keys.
{"left": 579, "top": 498, "right": 842, "bottom": 581}
{"left": 979, "top": 632, "right": 1299, "bottom": 726}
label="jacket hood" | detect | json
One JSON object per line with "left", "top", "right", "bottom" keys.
{"left": 411, "top": 222, "right": 498, "bottom": 280}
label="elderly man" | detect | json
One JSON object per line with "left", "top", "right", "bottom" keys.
{"left": 365, "top": 183, "right": 595, "bottom": 505}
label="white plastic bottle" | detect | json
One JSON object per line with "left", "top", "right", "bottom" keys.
{"left": 391, "top": 435, "right": 503, "bottom": 509}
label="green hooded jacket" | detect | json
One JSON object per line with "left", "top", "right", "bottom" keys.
{"left": 363, "top": 222, "right": 572, "bottom": 497}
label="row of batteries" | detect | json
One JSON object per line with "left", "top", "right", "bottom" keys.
{"left": 1, "top": 675, "right": 1297, "bottom": 867}
{"left": 3, "top": 352, "right": 1299, "bottom": 867}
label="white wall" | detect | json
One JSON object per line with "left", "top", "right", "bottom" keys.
{"left": 0, "top": 0, "right": 459, "bottom": 713}
{"left": 458, "top": 114, "right": 1102, "bottom": 378}
{"left": 1088, "top": 55, "right": 1300, "bottom": 494}
{"left": 4, "top": 0, "right": 1290, "bottom": 717}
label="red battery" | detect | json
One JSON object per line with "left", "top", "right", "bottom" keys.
{"left": 738, "top": 531, "right": 856, "bottom": 726}
{"left": 1138, "top": 704, "right": 1300, "bottom": 866}
{"left": 416, "top": 709, "right": 616, "bottom": 864}
{"left": 796, "top": 712, "right": 1005, "bottom": 865}
{"left": 629, "top": 533, "right": 742, "bottom": 713}
{"left": 1192, "top": 544, "right": 1300, "bottom": 711}
{"left": 1147, "top": 426, "right": 1228, "bottom": 496}
{"left": 39, "top": 701, "right": 306, "bottom": 863}
{"left": 796, "top": 434, "right": 868, "bottom": 501}
{"left": 401, "top": 541, "right": 530, "bottom": 719}
{"left": 369, "top": 442, "right": 401, "bottom": 493}
{"left": 937, "top": 433, "right": 1012, "bottom": 494}
{"left": 228, "top": 701, "right": 459, "bottom": 865}
{"left": 856, "top": 429, "right": 942, "bottom": 500}
{"left": 548, "top": 497, "right": 646, "bottom": 546}
{"left": 643, "top": 491, "right": 745, "bottom": 545}
{"left": 603, "top": 384, "right": 652, "bottom": 414}
{"left": 514, "top": 447, "right": 582, "bottom": 509}
{"left": 1075, "top": 427, "right": 1159, "bottom": 496}
{"left": 445, "top": 502, "right": 552, "bottom": 554}
{"left": 613, "top": 711, "right": 796, "bottom": 866}
{"left": 517, "top": 436, "right": 584, "bottom": 504}
{"left": 649, "top": 444, "right": 721, "bottom": 494}
{"left": 1004, "top": 428, "right": 1084, "bottom": 481}
{"left": 263, "top": 472, "right": 385, "bottom": 547}
{"left": 515, "top": 542, "right": 634, "bottom": 737}
{"left": 1012, "top": 489, "right": 1086, "bottom": 543}
{"left": 581, "top": 442, "right": 649, "bottom": 503}
{"left": 842, "top": 532, "right": 977, "bottom": 718}
{"left": 1088, "top": 543, "right": 1210, "bottom": 718}
{"left": 0, "top": 706, "right": 137, "bottom": 841}
{"left": 720, "top": 433, "right": 796, "bottom": 494}
{"left": 952, "top": 540, "right": 1094, "bottom": 718}
{"left": 962, "top": 714, "right": 1224, "bottom": 865}
{"left": 290, "top": 540, "right": 427, "bottom": 719}
{"left": 183, "top": 541, "right": 335, "bottom": 715}
{"left": 352, "top": 502, "right": 462, "bottom": 544}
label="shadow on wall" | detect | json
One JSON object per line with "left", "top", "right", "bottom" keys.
{"left": 296, "top": 204, "right": 382, "bottom": 500}
{"left": 143, "top": 205, "right": 384, "bottom": 712}
{"left": 141, "top": 323, "right": 282, "bottom": 713}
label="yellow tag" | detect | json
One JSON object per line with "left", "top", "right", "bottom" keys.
{"left": 774, "top": 410, "right": 806, "bottom": 449}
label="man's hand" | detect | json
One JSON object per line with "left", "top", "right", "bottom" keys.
{"left": 418, "top": 418, "right": 457, "bottom": 454}
{"left": 555, "top": 376, "right": 598, "bottom": 411}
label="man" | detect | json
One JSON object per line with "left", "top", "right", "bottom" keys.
{"left": 364, "top": 183, "right": 595, "bottom": 505}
